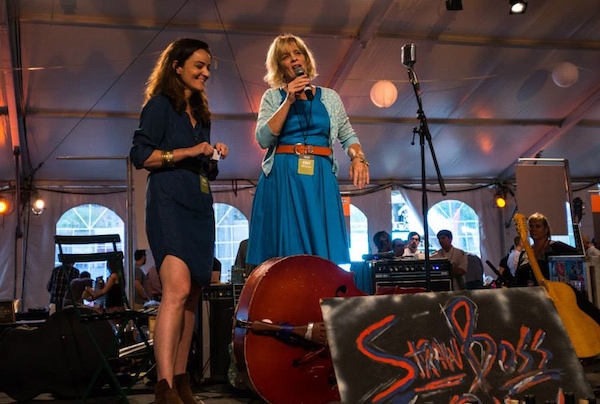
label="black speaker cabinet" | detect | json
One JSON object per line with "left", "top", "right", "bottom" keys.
{"left": 195, "top": 285, "right": 236, "bottom": 383}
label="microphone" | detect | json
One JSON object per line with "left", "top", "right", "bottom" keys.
{"left": 401, "top": 44, "right": 416, "bottom": 68}
{"left": 293, "top": 66, "right": 314, "bottom": 101}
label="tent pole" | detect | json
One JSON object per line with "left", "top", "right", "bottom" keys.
{"left": 126, "top": 157, "right": 135, "bottom": 307}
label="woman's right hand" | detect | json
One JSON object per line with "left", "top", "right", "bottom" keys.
{"left": 191, "top": 142, "right": 214, "bottom": 158}
{"left": 285, "top": 75, "right": 310, "bottom": 104}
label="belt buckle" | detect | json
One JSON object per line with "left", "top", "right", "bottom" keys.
{"left": 293, "top": 143, "right": 304, "bottom": 155}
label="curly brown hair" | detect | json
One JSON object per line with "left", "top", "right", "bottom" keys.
{"left": 144, "top": 38, "right": 211, "bottom": 125}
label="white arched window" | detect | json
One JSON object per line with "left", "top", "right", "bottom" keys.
{"left": 391, "top": 190, "right": 423, "bottom": 243}
{"left": 214, "top": 203, "right": 249, "bottom": 282}
{"left": 427, "top": 199, "right": 481, "bottom": 256}
{"left": 55, "top": 203, "right": 125, "bottom": 282}
{"left": 348, "top": 204, "right": 369, "bottom": 263}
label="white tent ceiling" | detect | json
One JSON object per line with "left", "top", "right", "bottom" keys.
{"left": 1, "top": 0, "right": 599, "bottom": 187}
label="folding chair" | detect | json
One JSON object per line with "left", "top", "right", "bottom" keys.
{"left": 55, "top": 234, "right": 155, "bottom": 403}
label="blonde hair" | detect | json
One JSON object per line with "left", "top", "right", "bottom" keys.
{"left": 263, "top": 34, "right": 318, "bottom": 88}
{"left": 528, "top": 212, "right": 551, "bottom": 238}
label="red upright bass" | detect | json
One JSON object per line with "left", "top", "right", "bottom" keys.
{"left": 232, "top": 255, "right": 366, "bottom": 404}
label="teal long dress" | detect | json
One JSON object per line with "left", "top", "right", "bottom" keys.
{"left": 247, "top": 88, "right": 350, "bottom": 266}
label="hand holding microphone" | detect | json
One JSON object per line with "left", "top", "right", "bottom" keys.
{"left": 292, "top": 66, "right": 314, "bottom": 101}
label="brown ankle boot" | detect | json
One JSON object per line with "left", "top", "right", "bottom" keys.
{"left": 154, "top": 379, "right": 183, "bottom": 404}
{"left": 174, "top": 373, "right": 202, "bottom": 404}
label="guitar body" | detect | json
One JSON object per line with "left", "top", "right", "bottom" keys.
{"left": 514, "top": 213, "right": 600, "bottom": 358}
{"left": 232, "top": 255, "right": 366, "bottom": 404}
{"left": 542, "top": 280, "right": 600, "bottom": 358}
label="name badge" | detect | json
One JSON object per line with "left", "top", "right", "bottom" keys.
{"left": 297, "top": 154, "right": 314, "bottom": 176}
{"left": 200, "top": 175, "right": 210, "bottom": 194}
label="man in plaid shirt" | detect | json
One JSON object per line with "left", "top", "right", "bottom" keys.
{"left": 47, "top": 262, "right": 80, "bottom": 314}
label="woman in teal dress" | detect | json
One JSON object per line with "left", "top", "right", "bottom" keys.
{"left": 247, "top": 34, "right": 370, "bottom": 267}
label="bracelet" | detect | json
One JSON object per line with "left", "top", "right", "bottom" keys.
{"left": 161, "top": 150, "right": 175, "bottom": 167}
{"left": 352, "top": 156, "right": 369, "bottom": 166}
{"left": 304, "top": 322, "right": 314, "bottom": 341}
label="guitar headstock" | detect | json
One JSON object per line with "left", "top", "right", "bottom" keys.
{"left": 514, "top": 213, "right": 529, "bottom": 240}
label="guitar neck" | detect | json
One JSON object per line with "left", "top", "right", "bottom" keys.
{"left": 522, "top": 238, "right": 548, "bottom": 287}
{"left": 572, "top": 222, "right": 585, "bottom": 255}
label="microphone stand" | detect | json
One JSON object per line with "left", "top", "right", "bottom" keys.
{"left": 405, "top": 64, "right": 447, "bottom": 291}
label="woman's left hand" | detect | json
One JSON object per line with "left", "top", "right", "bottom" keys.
{"left": 214, "top": 143, "right": 229, "bottom": 159}
{"left": 350, "top": 157, "right": 370, "bottom": 189}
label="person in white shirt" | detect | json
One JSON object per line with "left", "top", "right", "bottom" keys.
{"left": 403, "top": 231, "right": 421, "bottom": 258}
{"left": 583, "top": 235, "right": 600, "bottom": 257}
{"left": 392, "top": 238, "right": 406, "bottom": 257}
{"left": 431, "top": 229, "right": 467, "bottom": 290}
{"left": 507, "top": 236, "right": 524, "bottom": 276}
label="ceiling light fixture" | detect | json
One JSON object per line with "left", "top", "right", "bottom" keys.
{"left": 509, "top": 0, "right": 528, "bottom": 14}
{"left": 31, "top": 197, "right": 45, "bottom": 215}
{"left": 370, "top": 80, "right": 398, "bottom": 108}
{"left": 493, "top": 183, "right": 508, "bottom": 209}
{"left": 445, "top": 0, "right": 463, "bottom": 11}
{"left": 495, "top": 192, "right": 507, "bottom": 209}
{"left": 552, "top": 62, "right": 579, "bottom": 88}
{"left": 0, "top": 197, "right": 9, "bottom": 215}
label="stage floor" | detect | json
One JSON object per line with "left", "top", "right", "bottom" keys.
{"left": 1, "top": 362, "right": 598, "bottom": 403}
{"left": 0, "top": 380, "right": 263, "bottom": 403}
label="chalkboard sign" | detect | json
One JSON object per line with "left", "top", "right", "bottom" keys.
{"left": 321, "top": 287, "right": 593, "bottom": 403}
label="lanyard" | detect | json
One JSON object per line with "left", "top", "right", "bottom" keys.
{"left": 292, "top": 101, "right": 313, "bottom": 146}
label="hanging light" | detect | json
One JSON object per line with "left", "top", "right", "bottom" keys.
{"left": 0, "top": 197, "right": 9, "bottom": 215}
{"left": 370, "top": 80, "right": 398, "bottom": 108}
{"left": 493, "top": 184, "right": 508, "bottom": 208}
{"left": 495, "top": 193, "right": 507, "bottom": 208}
{"left": 552, "top": 62, "right": 579, "bottom": 88}
{"left": 32, "top": 197, "right": 45, "bottom": 215}
{"left": 509, "top": 0, "right": 528, "bottom": 14}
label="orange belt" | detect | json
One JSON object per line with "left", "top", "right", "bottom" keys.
{"left": 275, "top": 144, "right": 332, "bottom": 157}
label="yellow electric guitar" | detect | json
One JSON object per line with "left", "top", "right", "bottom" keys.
{"left": 514, "top": 213, "right": 600, "bottom": 359}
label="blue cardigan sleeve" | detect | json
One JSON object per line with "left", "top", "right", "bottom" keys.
{"left": 321, "top": 88, "right": 360, "bottom": 152}
{"left": 255, "top": 89, "right": 285, "bottom": 149}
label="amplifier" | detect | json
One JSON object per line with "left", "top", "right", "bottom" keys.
{"left": 0, "top": 300, "right": 16, "bottom": 324}
{"left": 202, "top": 283, "right": 243, "bottom": 302}
{"left": 371, "top": 258, "right": 453, "bottom": 293}
{"left": 196, "top": 284, "right": 244, "bottom": 383}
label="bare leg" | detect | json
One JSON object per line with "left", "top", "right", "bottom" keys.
{"left": 154, "top": 255, "right": 191, "bottom": 387}
{"left": 173, "top": 284, "right": 202, "bottom": 404}
{"left": 174, "top": 283, "right": 201, "bottom": 375}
